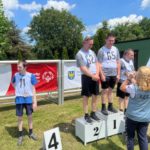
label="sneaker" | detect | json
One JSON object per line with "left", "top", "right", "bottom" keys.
{"left": 84, "top": 114, "right": 92, "bottom": 123}
{"left": 29, "top": 133, "right": 38, "bottom": 141}
{"left": 90, "top": 112, "right": 100, "bottom": 121}
{"left": 101, "top": 109, "right": 108, "bottom": 115}
{"left": 17, "top": 136, "right": 23, "bottom": 146}
{"left": 108, "top": 106, "right": 118, "bottom": 113}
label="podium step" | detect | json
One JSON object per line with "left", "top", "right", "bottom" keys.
{"left": 75, "top": 111, "right": 125, "bottom": 145}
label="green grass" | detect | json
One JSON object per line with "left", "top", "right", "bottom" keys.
{"left": 0, "top": 95, "right": 150, "bottom": 150}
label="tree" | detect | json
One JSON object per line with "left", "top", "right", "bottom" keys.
{"left": 54, "top": 50, "right": 59, "bottom": 59}
{"left": 111, "top": 23, "right": 144, "bottom": 42}
{"left": 93, "top": 17, "right": 150, "bottom": 43}
{"left": 111, "top": 17, "right": 150, "bottom": 42}
{"left": 0, "top": 0, "right": 11, "bottom": 59}
{"left": 0, "top": 0, "right": 33, "bottom": 60}
{"left": 62, "top": 47, "right": 69, "bottom": 59}
{"left": 92, "top": 21, "right": 110, "bottom": 53}
{"left": 28, "top": 8, "right": 84, "bottom": 59}
{"left": 139, "top": 17, "right": 150, "bottom": 38}
{"left": 17, "top": 49, "right": 23, "bottom": 60}
{"left": 5, "top": 21, "right": 34, "bottom": 60}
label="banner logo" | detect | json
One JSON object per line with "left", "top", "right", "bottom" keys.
{"left": 68, "top": 71, "right": 75, "bottom": 80}
{"left": 42, "top": 71, "right": 54, "bottom": 83}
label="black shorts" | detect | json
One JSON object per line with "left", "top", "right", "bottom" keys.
{"left": 101, "top": 76, "right": 116, "bottom": 89}
{"left": 81, "top": 75, "right": 99, "bottom": 97}
{"left": 16, "top": 104, "right": 33, "bottom": 116}
{"left": 116, "top": 82, "right": 130, "bottom": 99}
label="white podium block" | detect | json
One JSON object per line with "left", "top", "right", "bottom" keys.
{"left": 75, "top": 111, "right": 125, "bottom": 145}
{"left": 96, "top": 111, "right": 125, "bottom": 137}
{"left": 75, "top": 117, "right": 106, "bottom": 145}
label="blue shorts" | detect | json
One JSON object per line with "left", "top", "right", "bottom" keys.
{"left": 16, "top": 104, "right": 33, "bottom": 116}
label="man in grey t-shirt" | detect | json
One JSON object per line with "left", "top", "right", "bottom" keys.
{"left": 76, "top": 36, "right": 100, "bottom": 123}
{"left": 97, "top": 33, "right": 120, "bottom": 115}
{"left": 116, "top": 49, "right": 135, "bottom": 113}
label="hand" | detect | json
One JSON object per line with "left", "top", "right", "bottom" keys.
{"left": 128, "top": 73, "right": 135, "bottom": 80}
{"left": 32, "top": 101, "right": 37, "bottom": 111}
{"left": 127, "top": 72, "right": 136, "bottom": 84}
{"left": 126, "top": 71, "right": 136, "bottom": 79}
{"left": 92, "top": 74, "right": 100, "bottom": 81}
{"left": 132, "top": 71, "right": 136, "bottom": 78}
{"left": 116, "top": 74, "right": 120, "bottom": 82}
{"left": 126, "top": 72, "right": 130, "bottom": 78}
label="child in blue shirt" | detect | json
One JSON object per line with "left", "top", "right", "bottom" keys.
{"left": 12, "top": 60, "right": 38, "bottom": 145}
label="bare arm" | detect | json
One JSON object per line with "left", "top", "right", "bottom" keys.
{"left": 98, "top": 62, "right": 105, "bottom": 81}
{"left": 80, "top": 65, "right": 99, "bottom": 81}
{"left": 120, "top": 80, "right": 130, "bottom": 92}
{"left": 120, "top": 73, "right": 136, "bottom": 92}
{"left": 32, "top": 86, "right": 37, "bottom": 110}
{"left": 96, "top": 62, "right": 100, "bottom": 75}
{"left": 80, "top": 66, "right": 93, "bottom": 78}
{"left": 99, "top": 62, "right": 103, "bottom": 76}
{"left": 116, "top": 60, "right": 121, "bottom": 81}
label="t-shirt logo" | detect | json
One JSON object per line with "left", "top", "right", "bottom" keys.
{"left": 107, "top": 51, "right": 116, "bottom": 60}
{"left": 86, "top": 54, "right": 95, "bottom": 64}
{"left": 20, "top": 78, "right": 25, "bottom": 88}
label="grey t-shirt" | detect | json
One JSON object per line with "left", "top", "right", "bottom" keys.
{"left": 97, "top": 45, "right": 120, "bottom": 76}
{"left": 126, "top": 84, "right": 150, "bottom": 122}
{"left": 76, "top": 48, "right": 97, "bottom": 74}
{"left": 120, "top": 58, "right": 135, "bottom": 82}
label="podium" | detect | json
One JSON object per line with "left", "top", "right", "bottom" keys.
{"left": 75, "top": 111, "right": 125, "bottom": 145}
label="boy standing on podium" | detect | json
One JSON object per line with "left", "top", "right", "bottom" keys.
{"left": 76, "top": 36, "right": 100, "bottom": 123}
{"left": 97, "top": 33, "right": 120, "bottom": 115}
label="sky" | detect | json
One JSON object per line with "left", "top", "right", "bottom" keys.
{"left": 2, "top": 0, "right": 150, "bottom": 37}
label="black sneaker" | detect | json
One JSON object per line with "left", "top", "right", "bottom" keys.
{"left": 17, "top": 136, "right": 23, "bottom": 146}
{"left": 84, "top": 114, "right": 92, "bottom": 123}
{"left": 29, "top": 133, "right": 38, "bottom": 141}
{"left": 108, "top": 106, "right": 118, "bottom": 113}
{"left": 90, "top": 112, "right": 100, "bottom": 121}
{"left": 101, "top": 109, "right": 108, "bottom": 115}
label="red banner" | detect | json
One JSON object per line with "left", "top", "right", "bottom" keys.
{"left": 4, "top": 63, "right": 58, "bottom": 96}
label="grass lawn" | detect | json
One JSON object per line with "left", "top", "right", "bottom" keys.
{"left": 0, "top": 94, "right": 150, "bottom": 150}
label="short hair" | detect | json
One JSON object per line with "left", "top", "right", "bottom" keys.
{"left": 123, "top": 48, "right": 134, "bottom": 56}
{"left": 106, "top": 33, "right": 116, "bottom": 39}
{"left": 136, "top": 66, "right": 150, "bottom": 91}
{"left": 18, "top": 60, "right": 27, "bottom": 68}
{"left": 83, "top": 35, "right": 93, "bottom": 42}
